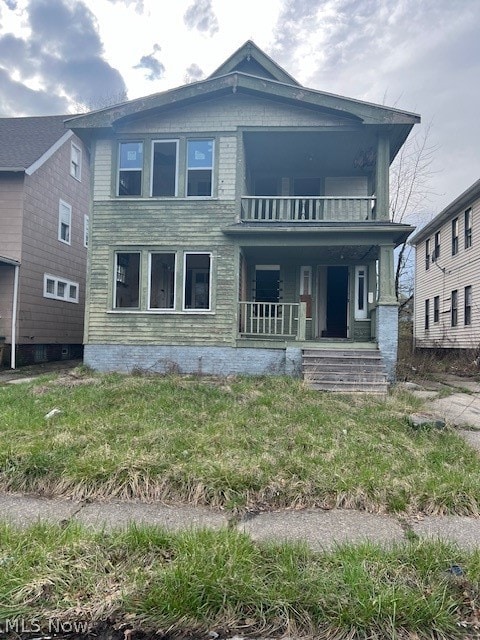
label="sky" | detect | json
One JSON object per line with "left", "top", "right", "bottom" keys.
{"left": 0, "top": 0, "right": 479, "bottom": 221}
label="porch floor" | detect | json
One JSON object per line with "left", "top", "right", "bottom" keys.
{"left": 236, "top": 337, "right": 378, "bottom": 350}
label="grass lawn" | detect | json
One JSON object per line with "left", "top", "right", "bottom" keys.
{"left": 1, "top": 369, "right": 479, "bottom": 515}
{"left": 1, "top": 522, "right": 479, "bottom": 639}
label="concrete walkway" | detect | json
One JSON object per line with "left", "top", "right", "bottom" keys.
{"left": 1, "top": 366, "right": 480, "bottom": 550}
{"left": 1, "top": 492, "right": 480, "bottom": 550}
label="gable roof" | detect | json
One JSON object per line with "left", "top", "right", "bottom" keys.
{"left": 0, "top": 115, "right": 71, "bottom": 172}
{"left": 208, "top": 40, "right": 300, "bottom": 86}
{"left": 410, "top": 178, "right": 480, "bottom": 245}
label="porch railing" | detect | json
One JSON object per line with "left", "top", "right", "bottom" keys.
{"left": 239, "top": 301, "right": 306, "bottom": 340}
{"left": 241, "top": 196, "right": 375, "bottom": 222}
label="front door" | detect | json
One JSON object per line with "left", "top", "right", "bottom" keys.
{"left": 317, "top": 266, "right": 349, "bottom": 338}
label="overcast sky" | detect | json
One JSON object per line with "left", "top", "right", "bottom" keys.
{"left": 0, "top": 0, "right": 479, "bottom": 219}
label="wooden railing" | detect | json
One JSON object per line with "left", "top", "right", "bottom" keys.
{"left": 241, "top": 196, "right": 375, "bottom": 222}
{"left": 239, "top": 302, "right": 306, "bottom": 340}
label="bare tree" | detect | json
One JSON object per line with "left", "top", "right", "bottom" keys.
{"left": 389, "top": 123, "right": 438, "bottom": 307}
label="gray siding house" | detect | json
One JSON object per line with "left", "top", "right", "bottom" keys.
{"left": 411, "top": 178, "right": 480, "bottom": 351}
{"left": 0, "top": 116, "right": 90, "bottom": 367}
{"left": 68, "top": 41, "right": 419, "bottom": 389}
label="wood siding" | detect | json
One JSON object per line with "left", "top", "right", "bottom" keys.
{"left": 18, "top": 135, "right": 90, "bottom": 345}
{"left": 0, "top": 173, "right": 24, "bottom": 261}
{"left": 414, "top": 194, "right": 480, "bottom": 349}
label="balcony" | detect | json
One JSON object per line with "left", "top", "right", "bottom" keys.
{"left": 241, "top": 196, "right": 376, "bottom": 223}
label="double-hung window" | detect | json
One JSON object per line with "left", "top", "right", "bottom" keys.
{"left": 425, "top": 238, "right": 430, "bottom": 270}
{"left": 452, "top": 218, "right": 459, "bottom": 255}
{"left": 186, "top": 139, "right": 214, "bottom": 196}
{"left": 149, "top": 253, "right": 176, "bottom": 309}
{"left": 118, "top": 142, "right": 143, "bottom": 196}
{"left": 425, "top": 299, "right": 430, "bottom": 330}
{"left": 465, "top": 208, "right": 472, "bottom": 249}
{"left": 434, "top": 231, "right": 440, "bottom": 261}
{"left": 184, "top": 253, "right": 212, "bottom": 310}
{"left": 433, "top": 295, "right": 440, "bottom": 323}
{"left": 151, "top": 141, "right": 178, "bottom": 197}
{"left": 70, "top": 143, "right": 81, "bottom": 180}
{"left": 114, "top": 252, "right": 141, "bottom": 308}
{"left": 58, "top": 200, "right": 71, "bottom": 245}
{"left": 465, "top": 285, "right": 472, "bottom": 325}
{"left": 451, "top": 289, "right": 458, "bottom": 327}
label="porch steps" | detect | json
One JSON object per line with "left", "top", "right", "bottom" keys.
{"left": 302, "top": 348, "right": 388, "bottom": 394}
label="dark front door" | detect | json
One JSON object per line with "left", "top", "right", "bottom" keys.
{"left": 325, "top": 266, "right": 348, "bottom": 338}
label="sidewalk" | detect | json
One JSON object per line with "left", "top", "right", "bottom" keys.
{"left": 1, "top": 492, "right": 480, "bottom": 550}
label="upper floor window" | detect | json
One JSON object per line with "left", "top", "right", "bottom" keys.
{"left": 465, "top": 207, "right": 472, "bottom": 249}
{"left": 451, "top": 289, "right": 458, "bottom": 327}
{"left": 187, "top": 139, "right": 214, "bottom": 197}
{"left": 70, "top": 143, "right": 82, "bottom": 181}
{"left": 118, "top": 142, "right": 143, "bottom": 196}
{"left": 151, "top": 140, "right": 178, "bottom": 197}
{"left": 58, "top": 199, "right": 71, "bottom": 245}
{"left": 425, "top": 238, "right": 430, "bottom": 270}
{"left": 465, "top": 285, "right": 472, "bottom": 325}
{"left": 114, "top": 252, "right": 141, "bottom": 308}
{"left": 452, "top": 217, "right": 459, "bottom": 255}
{"left": 433, "top": 231, "right": 440, "bottom": 261}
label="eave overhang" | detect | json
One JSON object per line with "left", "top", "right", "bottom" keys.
{"left": 223, "top": 222, "right": 415, "bottom": 248}
{"left": 0, "top": 255, "right": 20, "bottom": 266}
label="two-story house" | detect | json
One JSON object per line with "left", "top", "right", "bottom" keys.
{"left": 0, "top": 115, "right": 90, "bottom": 368}
{"left": 67, "top": 41, "right": 419, "bottom": 390}
{"left": 410, "top": 178, "right": 480, "bottom": 351}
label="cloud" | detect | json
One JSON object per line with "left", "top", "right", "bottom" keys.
{"left": 105, "top": 0, "right": 144, "bottom": 13}
{"left": 184, "top": 63, "right": 204, "bottom": 84}
{"left": 184, "top": 0, "right": 219, "bottom": 35}
{"left": 134, "top": 43, "right": 165, "bottom": 81}
{"left": 4, "top": 0, "right": 18, "bottom": 9}
{"left": 0, "top": 0, "right": 126, "bottom": 115}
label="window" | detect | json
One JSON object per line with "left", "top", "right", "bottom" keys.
{"left": 184, "top": 253, "right": 211, "bottom": 310}
{"left": 43, "top": 274, "right": 79, "bottom": 303}
{"left": 452, "top": 217, "right": 459, "bottom": 255}
{"left": 149, "top": 253, "right": 176, "bottom": 309}
{"left": 434, "top": 295, "right": 440, "bottom": 323}
{"left": 114, "top": 252, "right": 141, "bottom": 308}
{"left": 465, "top": 285, "right": 472, "bottom": 325}
{"left": 300, "top": 266, "right": 312, "bottom": 296}
{"left": 355, "top": 265, "right": 368, "bottom": 319}
{"left": 465, "top": 207, "right": 472, "bottom": 248}
{"left": 433, "top": 231, "right": 440, "bottom": 261}
{"left": 84, "top": 214, "right": 89, "bottom": 248}
{"left": 451, "top": 289, "right": 458, "bottom": 327}
{"left": 118, "top": 142, "right": 143, "bottom": 196}
{"left": 58, "top": 200, "right": 71, "bottom": 245}
{"left": 70, "top": 143, "right": 81, "bottom": 180}
{"left": 425, "top": 238, "right": 430, "bottom": 270}
{"left": 187, "top": 139, "right": 214, "bottom": 196}
{"left": 151, "top": 140, "right": 178, "bottom": 196}
{"left": 425, "top": 299, "right": 430, "bottom": 330}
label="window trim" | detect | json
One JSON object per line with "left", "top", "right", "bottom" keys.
{"left": 58, "top": 199, "right": 72, "bottom": 245}
{"left": 299, "top": 266, "right": 312, "bottom": 296}
{"left": 150, "top": 139, "right": 179, "bottom": 198}
{"left": 425, "top": 298, "right": 430, "bottom": 331}
{"left": 117, "top": 141, "right": 144, "bottom": 197}
{"left": 433, "top": 231, "right": 440, "bottom": 261}
{"left": 70, "top": 142, "right": 82, "bottom": 181}
{"left": 433, "top": 295, "right": 440, "bottom": 323}
{"left": 113, "top": 251, "right": 141, "bottom": 310}
{"left": 451, "top": 289, "right": 458, "bottom": 327}
{"left": 43, "top": 274, "right": 79, "bottom": 303}
{"left": 183, "top": 251, "right": 213, "bottom": 312}
{"left": 465, "top": 285, "right": 472, "bottom": 326}
{"left": 452, "top": 217, "right": 459, "bottom": 256}
{"left": 465, "top": 207, "right": 472, "bottom": 249}
{"left": 354, "top": 265, "right": 368, "bottom": 320}
{"left": 147, "top": 251, "right": 177, "bottom": 311}
{"left": 425, "top": 238, "right": 430, "bottom": 270}
{"left": 186, "top": 138, "right": 215, "bottom": 198}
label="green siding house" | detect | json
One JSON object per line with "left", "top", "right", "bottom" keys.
{"left": 68, "top": 41, "right": 419, "bottom": 388}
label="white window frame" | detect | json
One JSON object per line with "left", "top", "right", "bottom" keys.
{"left": 43, "top": 274, "right": 79, "bottom": 303}
{"left": 117, "top": 141, "right": 144, "bottom": 197}
{"left": 183, "top": 252, "right": 213, "bottom": 312}
{"left": 186, "top": 139, "right": 215, "bottom": 197}
{"left": 58, "top": 199, "right": 72, "bottom": 245}
{"left": 299, "top": 266, "right": 312, "bottom": 296}
{"left": 354, "top": 265, "right": 368, "bottom": 320}
{"left": 150, "top": 139, "right": 179, "bottom": 197}
{"left": 70, "top": 142, "right": 82, "bottom": 181}
{"left": 84, "top": 214, "right": 89, "bottom": 248}
{"left": 148, "top": 251, "right": 177, "bottom": 311}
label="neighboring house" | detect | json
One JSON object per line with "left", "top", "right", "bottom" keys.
{"left": 67, "top": 41, "right": 419, "bottom": 388}
{"left": 410, "top": 178, "right": 480, "bottom": 351}
{"left": 0, "top": 115, "right": 90, "bottom": 368}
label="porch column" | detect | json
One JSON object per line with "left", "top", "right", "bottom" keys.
{"left": 377, "top": 244, "right": 398, "bottom": 382}
{"left": 375, "top": 133, "right": 390, "bottom": 220}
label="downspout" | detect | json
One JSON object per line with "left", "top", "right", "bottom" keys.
{"left": 11, "top": 264, "right": 19, "bottom": 369}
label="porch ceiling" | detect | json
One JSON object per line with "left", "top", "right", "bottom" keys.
{"left": 240, "top": 244, "right": 377, "bottom": 263}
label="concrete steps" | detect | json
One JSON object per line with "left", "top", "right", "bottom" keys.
{"left": 302, "top": 348, "right": 388, "bottom": 394}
